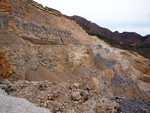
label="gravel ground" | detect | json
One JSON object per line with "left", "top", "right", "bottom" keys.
{"left": 0, "top": 80, "right": 120, "bottom": 113}
{"left": 120, "top": 98, "right": 150, "bottom": 113}
{"left": 1, "top": 80, "right": 150, "bottom": 113}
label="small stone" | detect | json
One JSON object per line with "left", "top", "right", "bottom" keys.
{"left": 40, "top": 103, "right": 44, "bottom": 107}
{"left": 25, "top": 80, "right": 30, "bottom": 84}
{"left": 67, "top": 110, "right": 76, "bottom": 113}
{"left": 45, "top": 94, "right": 49, "bottom": 100}
{"left": 115, "top": 97, "right": 120, "bottom": 103}
{"left": 73, "top": 83, "right": 80, "bottom": 88}
{"left": 45, "top": 94, "right": 55, "bottom": 100}
{"left": 56, "top": 112, "right": 61, "bottom": 113}
{"left": 116, "top": 99, "right": 120, "bottom": 103}
{"left": 74, "top": 101, "right": 79, "bottom": 104}
{"left": 38, "top": 85, "right": 43, "bottom": 91}
{"left": 31, "top": 81, "right": 38, "bottom": 86}
{"left": 49, "top": 94, "right": 55, "bottom": 100}
{"left": 80, "top": 90, "right": 88, "bottom": 101}
{"left": 44, "top": 103, "right": 48, "bottom": 107}
{"left": 71, "top": 91, "right": 82, "bottom": 101}
{"left": 53, "top": 106, "right": 61, "bottom": 113}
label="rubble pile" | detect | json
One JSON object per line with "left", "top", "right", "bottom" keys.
{"left": 0, "top": 79, "right": 120, "bottom": 113}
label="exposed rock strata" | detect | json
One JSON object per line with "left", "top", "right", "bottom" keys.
{"left": 0, "top": 0, "right": 150, "bottom": 100}
{"left": 0, "top": 0, "right": 150, "bottom": 112}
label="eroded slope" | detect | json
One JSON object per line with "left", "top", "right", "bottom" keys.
{"left": 0, "top": 0, "right": 150, "bottom": 105}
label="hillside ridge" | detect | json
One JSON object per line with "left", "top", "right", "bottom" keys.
{"left": 68, "top": 15, "right": 150, "bottom": 59}
{"left": 27, "top": 0, "right": 63, "bottom": 16}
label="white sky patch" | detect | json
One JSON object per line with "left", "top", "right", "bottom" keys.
{"left": 35, "top": 0, "right": 150, "bottom": 36}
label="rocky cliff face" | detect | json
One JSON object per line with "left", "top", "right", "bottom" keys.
{"left": 0, "top": 0, "right": 150, "bottom": 112}
{"left": 68, "top": 15, "right": 150, "bottom": 59}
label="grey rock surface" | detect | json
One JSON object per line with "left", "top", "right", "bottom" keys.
{"left": 0, "top": 88, "right": 7, "bottom": 95}
{"left": 0, "top": 89, "right": 51, "bottom": 113}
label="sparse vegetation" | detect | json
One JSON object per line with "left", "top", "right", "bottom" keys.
{"left": 27, "top": 0, "right": 63, "bottom": 16}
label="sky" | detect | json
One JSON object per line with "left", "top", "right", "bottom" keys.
{"left": 35, "top": 0, "right": 150, "bottom": 36}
